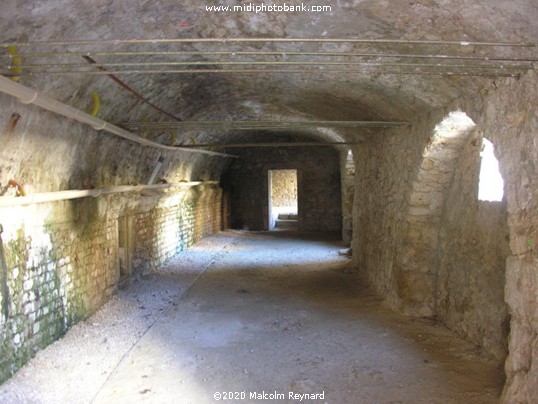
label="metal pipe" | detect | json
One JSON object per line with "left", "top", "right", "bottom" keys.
{"left": 4, "top": 38, "right": 534, "bottom": 47}
{"left": 177, "top": 142, "right": 361, "bottom": 148}
{"left": 0, "top": 76, "right": 237, "bottom": 158}
{"left": 0, "top": 224, "right": 10, "bottom": 322}
{"left": 120, "top": 120, "right": 411, "bottom": 129}
{"left": 4, "top": 69, "right": 521, "bottom": 77}
{"left": 0, "top": 181, "right": 219, "bottom": 207}
{"left": 7, "top": 60, "right": 531, "bottom": 70}
{"left": 3, "top": 50, "right": 536, "bottom": 63}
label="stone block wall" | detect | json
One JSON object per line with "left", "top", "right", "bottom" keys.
{"left": 130, "top": 187, "right": 222, "bottom": 275}
{"left": 223, "top": 146, "right": 342, "bottom": 232}
{"left": 268, "top": 169, "right": 298, "bottom": 230}
{"left": 0, "top": 185, "right": 222, "bottom": 384}
{"left": 0, "top": 210, "right": 117, "bottom": 383}
{"left": 0, "top": 94, "right": 228, "bottom": 385}
{"left": 352, "top": 111, "right": 510, "bottom": 359}
{"left": 461, "top": 71, "right": 538, "bottom": 403}
{"left": 352, "top": 70, "right": 538, "bottom": 400}
{"left": 435, "top": 134, "right": 510, "bottom": 361}
{"left": 351, "top": 120, "right": 430, "bottom": 310}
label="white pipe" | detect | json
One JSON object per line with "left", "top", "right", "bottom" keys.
{"left": 8, "top": 37, "right": 535, "bottom": 47}
{"left": 0, "top": 181, "right": 219, "bottom": 207}
{"left": 0, "top": 76, "right": 237, "bottom": 159}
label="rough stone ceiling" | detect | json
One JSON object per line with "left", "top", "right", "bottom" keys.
{"left": 1, "top": 0, "right": 537, "bottom": 145}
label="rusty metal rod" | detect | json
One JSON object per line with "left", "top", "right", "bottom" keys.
{"left": 81, "top": 55, "right": 183, "bottom": 121}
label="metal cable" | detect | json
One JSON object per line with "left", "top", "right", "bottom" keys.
{"left": 2, "top": 50, "right": 536, "bottom": 63}
{"left": 2, "top": 69, "right": 521, "bottom": 77}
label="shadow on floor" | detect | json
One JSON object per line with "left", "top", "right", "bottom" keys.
{"left": 94, "top": 231, "right": 503, "bottom": 404}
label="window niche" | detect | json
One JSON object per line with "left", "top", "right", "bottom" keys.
{"left": 478, "top": 138, "right": 504, "bottom": 202}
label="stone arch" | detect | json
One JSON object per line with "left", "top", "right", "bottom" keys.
{"left": 462, "top": 72, "right": 538, "bottom": 402}
{"left": 394, "top": 111, "right": 477, "bottom": 316}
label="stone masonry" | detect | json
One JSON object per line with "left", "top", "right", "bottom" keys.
{"left": 223, "top": 146, "right": 342, "bottom": 232}
{"left": 352, "top": 110, "right": 510, "bottom": 362}
{"left": 0, "top": 185, "right": 222, "bottom": 384}
{"left": 352, "top": 71, "right": 538, "bottom": 403}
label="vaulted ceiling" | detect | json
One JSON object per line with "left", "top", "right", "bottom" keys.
{"left": 2, "top": 0, "right": 537, "bottom": 147}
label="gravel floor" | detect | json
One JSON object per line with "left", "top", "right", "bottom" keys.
{"left": 0, "top": 230, "right": 503, "bottom": 404}
{"left": 0, "top": 231, "right": 240, "bottom": 404}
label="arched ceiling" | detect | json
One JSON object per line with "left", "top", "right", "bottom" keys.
{"left": 1, "top": 0, "right": 537, "bottom": 147}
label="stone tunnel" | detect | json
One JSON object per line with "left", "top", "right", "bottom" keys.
{"left": 0, "top": 1, "right": 537, "bottom": 402}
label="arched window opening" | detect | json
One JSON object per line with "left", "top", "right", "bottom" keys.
{"left": 478, "top": 138, "right": 504, "bottom": 202}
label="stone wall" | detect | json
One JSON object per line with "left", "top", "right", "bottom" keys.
{"left": 352, "top": 70, "right": 538, "bottom": 400}
{"left": 435, "top": 135, "right": 510, "bottom": 361}
{"left": 352, "top": 112, "right": 510, "bottom": 358}
{"left": 460, "top": 71, "right": 538, "bottom": 404}
{"left": 0, "top": 93, "right": 227, "bottom": 384}
{"left": 223, "top": 146, "right": 342, "bottom": 232}
{"left": 130, "top": 186, "right": 223, "bottom": 275}
{"left": 269, "top": 169, "right": 298, "bottom": 229}
{"left": 351, "top": 120, "right": 429, "bottom": 311}
{"left": 0, "top": 185, "right": 222, "bottom": 384}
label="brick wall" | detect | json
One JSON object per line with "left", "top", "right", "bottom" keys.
{"left": 0, "top": 185, "right": 222, "bottom": 383}
{"left": 131, "top": 187, "right": 222, "bottom": 275}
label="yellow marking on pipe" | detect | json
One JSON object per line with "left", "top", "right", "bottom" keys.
{"left": 90, "top": 91, "right": 100, "bottom": 116}
{"left": 170, "top": 130, "right": 176, "bottom": 145}
{"left": 190, "top": 136, "right": 196, "bottom": 145}
{"left": 7, "top": 46, "right": 22, "bottom": 82}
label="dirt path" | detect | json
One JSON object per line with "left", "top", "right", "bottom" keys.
{"left": 0, "top": 231, "right": 503, "bottom": 403}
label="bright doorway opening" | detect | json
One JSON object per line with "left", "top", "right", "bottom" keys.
{"left": 268, "top": 169, "right": 298, "bottom": 231}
